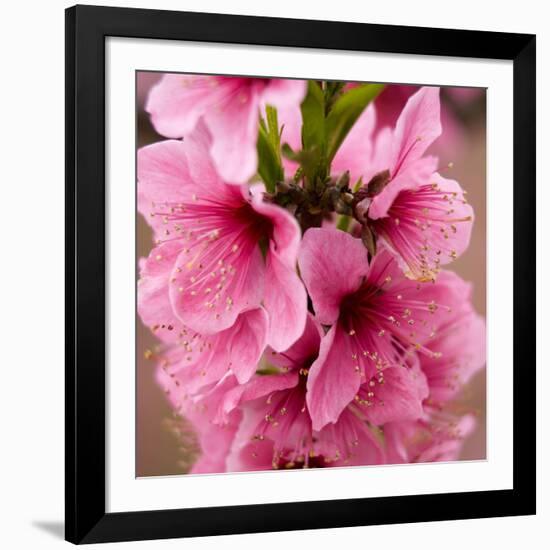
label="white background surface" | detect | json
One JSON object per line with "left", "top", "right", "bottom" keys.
{"left": 0, "top": 0, "right": 547, "bottom": 548}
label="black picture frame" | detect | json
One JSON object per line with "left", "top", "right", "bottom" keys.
{"left": 65, "top": 4, "right": 536, "bottom": 544}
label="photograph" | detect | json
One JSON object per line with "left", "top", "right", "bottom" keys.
{"left": 135, "top": 73, "right": 487, "bottom": 476}
{"left": 0, "top": 1, "right": 542, "bottom": 547}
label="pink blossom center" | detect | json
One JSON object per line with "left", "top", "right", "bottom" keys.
{"left": 151, "top": 191, "right": 273, "bottom": 324}
{"left": 371, "top": 182, "right": 472, "bottom": 281}
{"left": 215, "top": 77, "right": 272, "bottom": 103}
{"left": 338, "top": 265, "right": 443, "bottom": 384}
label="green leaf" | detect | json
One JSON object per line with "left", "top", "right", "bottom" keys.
{"left": 323, "top": 81, "right": 346, "bottom": 113}
{"left": 297, "top": 81, "right": 328, "bottom": 187}
{"left": 256, "top": 128, "right": 278, "bottom": 193}
{"left": 265, "top": 105, "right": 282, "bottom": 155}
{"left": 300, "top": 81, "right": 326, "bottom": 155}
{"left": 281, "top": 142, "right": 298, "bottom": 161}
{"left": 281, "top": 142, "right": 318, "bottom": 173}
{"left": 325, "top": 83, "right": 384, "bottom": 162}
{"left": 256, "top": 106, "right": 284, "bottom": 193}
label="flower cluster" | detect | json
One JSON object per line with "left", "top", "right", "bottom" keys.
{"left": 138, "top": 75, "right": 485, "bottom": 473}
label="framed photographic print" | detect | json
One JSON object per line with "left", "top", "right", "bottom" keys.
{"left": 65, "top": 4, "right": 536, "bottom": 544}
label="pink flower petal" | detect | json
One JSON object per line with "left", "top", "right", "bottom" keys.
{"left": 250, "top": 184, "right": 301, "bottom": 261}
{"left": 315, "top": 408, "right": 386, "bottom": 466}
{"left": 263, "top": 250, "right": 307, "bottom": 351}
{"left": 261, "top": 79, "right": 307, "bottom": 110}
{"left": 204, "top": 89, "right": 261, "bottom": 183}
{"left": 138, "top": 139, "right": 194, "bottom": 211}
{"left": 137, "top": 240, "right": 187, "bottom": 343}
{"left": 390, "top": 86, "right": 441, "bottom": 178}
{"left": 368, "top": 155, "right": 439, "bottom": 220}
{"left": 268, "top": 313, "right": 323, "bottom": 371}
{"left": 216, "top": 308, "right": 269, "bottom": 384}
{"left": 423, "top": 311, "right": 485, "bottom": 402}
{"left": 251, "top": 188, "right": 307, "bottom": 351}
{"left": 365, "top": 125, "right": 394, "bottom": 181}
{"left": 416, "top": 414, "right": 476, "bottom": 463}
{"left": 155, "top": 370, "right": 243, "bottom": 474}
{"left": 298, "top": 228, "right": 369, "bottom": 324}
{"left": 227, "top": 437, "right": 277, "bottom": 472}
{"left": 146, "top": 74, "right": 229, "bottom": 138}
{"left": 306, "top": 323, "right": 363, "bottom": 430}
{"left": 331, "top": 104, "right": 376, "bottom": 183}
{"left": 373, "top": 84, "right": 419, "bottom": 131}
{"left": 173, "top": 308, "right": 269, "bottom": 392}
{"left": 419, "top": 271, "right": 486, "bottom": 402}
{"left": 360, "top": 362, "right": 429, "bottom": 425}
{"left": 158, "top": 339, "right": 228, "bottom": 395}
{"left": 217, "top": 371, "right": 299, "bottom": 424}
{"left": 385, "top": 412, "right": 476, "bottom": 464}
{"left": 137, "top": 127, "right": 230, "bottom": 238}
{"left": 190, "top": 408, "right": 242, "bottom": 474}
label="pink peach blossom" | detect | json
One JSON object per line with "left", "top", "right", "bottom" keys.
{"left": 353, "top": 83, "right": 466, "bottom": 159}
{"left": 375, "top": 84, "right": 468, "bottom": 162}
{"left": 362, "top": 87, "right": 474, "bottom": 281}
{"left": 156, "top": 367, "right": 242, "bottom": 474}
{"left": 298, "top": 227, "right": 468, "bottom": 430}
{"left": 352, "top": 355, "right": 429, "bottom": 427}
{"left": 220, "top": 315, "right": 385, "bottom": 470}
{"left": 138, "top": 237, "right": 269, "bottom": 389}
{"left": 418, "top": 271, "right": 486, "bottom": 404}
{"left": 137, "top": 124, "right": 307, "bottom": 353}
{"left": 384, "top": 412, "right": 477, "bottom": 464}
{"left": 146, "top": 74, "right": 307, "bottom": 183}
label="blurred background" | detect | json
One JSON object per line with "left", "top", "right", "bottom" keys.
{"left": 135, "top": 73, "right": 487, "bottom": 477}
